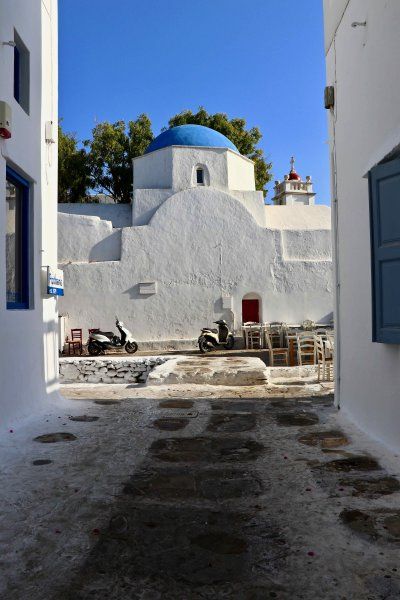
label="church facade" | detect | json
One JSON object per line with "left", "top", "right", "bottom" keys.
{"left": 58, "top": 125, "right": 333, "bottom": 345}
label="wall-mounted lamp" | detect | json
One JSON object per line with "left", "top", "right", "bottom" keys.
{"left": 351, "top": 21, "right": 367, "bottom": 28}
{"left": 2, "top": 41, "right": 16, "bottom": 47}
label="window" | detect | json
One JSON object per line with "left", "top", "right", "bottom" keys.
{"left": 13, "top": 30, "right": 30, "bottom": 113}
{"left": 369, "top": 158, "right": 400, "bottom": 343}
{"left": 6, "top": 167, "right": 30, "bottom": 309}
{"left": 196, "top": 168, "right": 204, "bottom": 185}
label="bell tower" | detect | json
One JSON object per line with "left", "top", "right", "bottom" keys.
{"left": 271, "top": 157, "right": 316, "bottom": 206}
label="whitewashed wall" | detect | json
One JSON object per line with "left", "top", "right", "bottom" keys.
{"left": 133, "top": 146, "right": 255, "bottom": 193}
{"left": 58, "top": 213, "right": 121, "bottom": 262}
{"left": 58, "top": 188, "right": 333, "bottom": 341}
{"left": 0, "top": 0, "right": 58, "bottom": 426}
{"left": 324, "top": 0, "right": 400, "bottom": 451}
{"left": 132, "top": 189, "right": 172, "bottom": 226}
{"left": 132, "top": 147, "right": 265, "bottom": 227}
{"left": 58, "top": 203, "right": 131, "bottom": 228}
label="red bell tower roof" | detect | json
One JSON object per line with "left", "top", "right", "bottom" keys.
{"left": 288, "top": 156, "right": 301, "bottom": 180}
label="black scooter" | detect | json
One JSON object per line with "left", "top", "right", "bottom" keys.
{"left": 198, "top": 319, "right": 235, "bottom": 353}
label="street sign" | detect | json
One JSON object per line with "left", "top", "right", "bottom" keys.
{"left": 47, "top": 267, "right": 64, "bottom": 296}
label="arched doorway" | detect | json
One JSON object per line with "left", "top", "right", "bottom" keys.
{"left": 242, "top": 293, "right": 261, "bottom": 323}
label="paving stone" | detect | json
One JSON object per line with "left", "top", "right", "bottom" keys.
{"left": 275, "top": 411, "right": 319, "bottom": 426}
{"left": 384, "top": 514, "right": 400, "bottom": 539}
{"left": 63, "top": 506, "right": 283, "bottom": 592}
{"left": 158, "top": 399, "right": 194, "bottom": 409}
{"left": 322, "top": 455, "right": 381, "bottom": 472}
{"left": 33, "top": 432, "right": 77, "bottom": 443}
{"left": 207, "top": 412, "right": 256, "bottom": 433}
{"left": 68, "top": 415, "right": 99, "bottom": 422}
{"left": 340, "top": 509, "right": 400, "bottom": 542}
{"left": 211, "top": 400, "right": 257, "bottom": 412}
{"left": 298, "top": 430, "right": 349, "bottom": 448}
{"left": 94, "top": 400, "right": 120, "bottom": 406}
{"left": 152, "top": 418, "right": 189, "bottom": 431}
{"left": 339, "top": 476, "right": 400, "bottom": 497}
{"left": 123, "top": 467, "right": 263, "bottom": 500}
{"left": 340, "top": 509, "right": 377, "bottom": 538}
{"left": 149, "top": 436, "right": 264, "bottom": 463}
{"left": 190, "top": 532, "right": 248, "bottom": 555}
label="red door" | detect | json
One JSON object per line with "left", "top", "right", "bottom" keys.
{"left": 242, "top": 299, "right": 260, "bottom": 323}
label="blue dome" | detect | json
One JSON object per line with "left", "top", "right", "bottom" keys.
{"left": 145, "top": 124, "right": 239, "bottom": 154}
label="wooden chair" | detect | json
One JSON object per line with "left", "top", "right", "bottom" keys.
{"left": 268, "top": 322, "right": 283, "bottom": 348}
{"left": 325, "top": 333, "right": 335, "bottom": 360}
{"left": 297, "top": 334, "right": 315, "bottom": 366}
{"left": 265, "top": 329, "right": 289, "bottom": 366}
{"left": 286, "top": 329, "right": 299, "bottom": 366}
{"left": 67, "top": 328, "right": 83, "bottom": 355}
{"left": 315, "top": 328, "right": 327, "bottom": 337}
{"left": 315, "top": 335, "right": 333, "bottom": 381}
{"left": 246, "top": 324, "right": 263, "bottom": 349}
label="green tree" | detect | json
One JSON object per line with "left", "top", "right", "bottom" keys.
{"left": 84, "top": 115, "right": 153, "bottom": 203}
{"left": 58, "top": 123, "right": 90, "bottom": 203}
{"left": 167, "top": 107, "right": 272, "bottom": 195}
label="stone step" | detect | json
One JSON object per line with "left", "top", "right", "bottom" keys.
{"left": 146, "top": 356, "right": 268, "bottom": 387}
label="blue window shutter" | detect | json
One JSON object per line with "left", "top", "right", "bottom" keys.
{"left": 14, "top": 45, "right": 20, "bottom": 102}
{"left": 369, "top": 158, "right": 400, "bottom": 343}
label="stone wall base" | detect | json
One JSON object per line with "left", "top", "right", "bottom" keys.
{"left": 59, "top": 356, "right": 171, "bottom": 384}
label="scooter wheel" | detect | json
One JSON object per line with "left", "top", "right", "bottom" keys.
{"left": 88, "top": 342, "right": 102, "bottom": 356}
{"left": 125, "top": 341, "right": 138, "bottom": 354}
{"left": 199, "top": 337, "right": 212, "bottom": 353}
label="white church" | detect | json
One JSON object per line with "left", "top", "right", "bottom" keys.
{"left": 58, "top": 124, "right": 333, "bottom": 345}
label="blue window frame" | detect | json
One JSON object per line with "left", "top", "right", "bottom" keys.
{"left": 369, "top": 158, "right": 400, "bottom": 343}
{"left": 6, "top": 166, "right": 30, "bottom": 309}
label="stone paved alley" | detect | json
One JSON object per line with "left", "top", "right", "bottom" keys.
{"left": 2, "top": 383, "right": 400, "bottom": 599}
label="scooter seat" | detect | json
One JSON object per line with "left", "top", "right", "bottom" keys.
{"left": 202, "top": 328, "right": 218, "bottom": 333}
{"left": 95, "top": 331, "right": 114, "bottom": 338}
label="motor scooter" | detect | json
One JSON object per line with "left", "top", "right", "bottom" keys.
{"left": 198, "top": 319, "right": 235, "bottom": 353}
{"left": 87, "top": 317, "right": 138, "bottom": 355}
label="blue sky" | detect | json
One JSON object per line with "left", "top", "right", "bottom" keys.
{"left": 59, "top": 0, "right": 330, "bottom": 204}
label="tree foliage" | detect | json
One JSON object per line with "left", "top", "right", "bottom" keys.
{"left": 84, "top": 115, "right": 153, "bottom": 203}
{"left": 167, "top": 107, "right": 272, "bottom": 194}
{"left": 58, "top": 109, "right": 272, "bottom": 202}
{"left": 58, "top": 124, "right": 91, "bottom": 203}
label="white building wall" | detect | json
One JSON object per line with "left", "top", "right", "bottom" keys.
{"left": 324, "top": 0, "right": 400, "bottom": 451}
{"left": 266, "top": 206, "right": 331, "bottom": 230}
{"left": 171, "top": 146, "right": 229, "bottom": 191}
{"left": 226, "top": 151, "right": 255, "bottom": 191}
{"left": 133, "top": 146, "right": 173, "bottom": 190}
{"left": 0, "top": 0, "right": 59, "bottom": 425}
